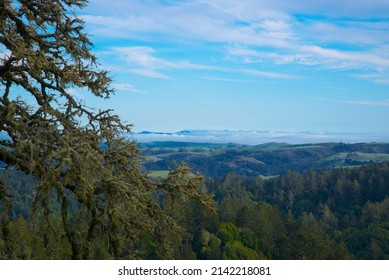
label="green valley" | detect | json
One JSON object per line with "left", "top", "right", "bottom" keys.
{"left": 139, "top": 141, "right": 389, "bottom": 178}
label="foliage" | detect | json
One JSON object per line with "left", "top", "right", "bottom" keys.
{"left": 0, "top": 0, "right": 214, "bottom": 259}
{"left": 2, "top": 154, "right": 389, "bottom": 259}
{"left": 0, "top": 0, "right": 388, "bottom": 260}
{"left": 203, "top": 163, "right": 389, "bottom": 259}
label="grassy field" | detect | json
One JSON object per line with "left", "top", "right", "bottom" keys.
{"left": 147, "top": 170, "right": 169, "bottom": 179}
{"left": 354, "top": 152, "right": 389, "bottom": 161}
{"left": 147, "top": 170, "right": 198, "bottom": 179}
{"left": 321, "top": 152, "right": 389, "bottom": 167}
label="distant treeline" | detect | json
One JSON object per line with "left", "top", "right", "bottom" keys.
{"left": 0, "top": 162, "right": 388, "bottom": 259}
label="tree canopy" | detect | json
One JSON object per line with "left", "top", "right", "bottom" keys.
{"left": 0, "top": 0, "right": 214, "bottom": 259}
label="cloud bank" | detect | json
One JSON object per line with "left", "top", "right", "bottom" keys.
{"left": 133, "top": 130, "right": 389, "bottom": 145}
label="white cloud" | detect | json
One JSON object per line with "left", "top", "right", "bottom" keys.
{"left": 114, "top": 47, "right": 164, "bottom": 69}
{"left": 344, "top": 99, "right": 389, "bottom": 106}
{"left": 200, "top": 76, "right": 251, "bottom": 83}
{"left": 132, "top": 69, "right": 170, "bottom": 79}
{"left": 83, "top": 0, "right": 294, "bottom": 47}
{"left": 83, "top": 0, "right": 389, "bottom": 83}
{"left": 112, "top": 46, "right": 223, "bottom": 79}
{"left": 281, "top": 0, "right": 389, "bottom": 18}
{"left": 297, "top": 20, "right": 389, "bottom": 46}
{"left": 301, "top": 45, "right": 389, "bottom": 69}
{"left": 227, "top": 46, "right": 318, "bottom": 66}
{"left": 352, "top": 73, "right": 389, "bottom": 84}
{"left": 133, "top": 129, "right": 389, "bottom": 145}
{"left": 227, "top": 44, "right": 389, "bottom": 76}
{"left": 84, "top": 0, "right": 389, "bottom": 46}
{"left": 112, "top": 83, "right": 145, "bottom": 94}
{"left": 240, "top": 69, "right": 300, "bottom": 79}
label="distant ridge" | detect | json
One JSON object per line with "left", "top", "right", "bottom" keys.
{"left": 133, "top": 129, "right": 389, "bottom": 145}
{"left": 138, "top": 131, "right": 174, "bottom": 135}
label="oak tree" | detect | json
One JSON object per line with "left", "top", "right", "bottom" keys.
{"left": 0, "top": 0, "right": 214, "bottom": 259}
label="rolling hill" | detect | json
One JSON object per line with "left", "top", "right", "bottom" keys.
{"left": 139, "top": 141, "right": 389, "bottom": 178}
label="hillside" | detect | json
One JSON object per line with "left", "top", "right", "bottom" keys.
{"left": 139, "top": 141, "right": 389, "bottom": 178}
{"left": 2, "top": 142, "right": 389, "bottom": 259}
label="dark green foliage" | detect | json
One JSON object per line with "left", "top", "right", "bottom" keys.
{"left": 201, "top": 163, "right": 389, "bottom": 259}
{"left": 1, "top": 154, "right": 388, "bottom": 259}
{"left": 197, "top": 229, "right": 222, "bottom": 259}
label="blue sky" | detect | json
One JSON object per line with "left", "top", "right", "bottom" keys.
{"left": 78, "top": 0, "right": 389, "bottom": 137}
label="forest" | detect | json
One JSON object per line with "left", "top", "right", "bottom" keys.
{"left": 1, "top": 0, "right": 388, "bottom": 260}
{"left": 1, "top": 160, "right": 388, "bottom": 259}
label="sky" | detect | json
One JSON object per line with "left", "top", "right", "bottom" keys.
{"left": 77, "top": 0, "right": 389, "bottom": 138}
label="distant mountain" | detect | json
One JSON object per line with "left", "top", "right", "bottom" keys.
{"left": 137, "top": 131, "right": 174, "bottom": 135}
{"left": 134, "top": 130, "right": 389, "bottom": 145}
{"left": 139, "top": 141, "right": 389, "bottom": 178}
